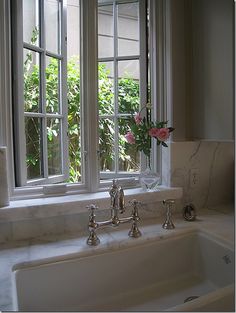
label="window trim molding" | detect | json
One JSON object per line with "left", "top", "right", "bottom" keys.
{"left": 12, "top": 0, "right": 69, "bottom": 186}
{"left": 0, "top": 0, "right": 15, "bottom": 194}
{"left": 80, "top": 0, "right": 100, "bottom": 192}
{"left": 11, "top": 0, "right": 27, "bottom": 186}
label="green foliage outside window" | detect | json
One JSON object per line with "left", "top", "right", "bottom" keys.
{"left": 24, "top": 56, "right": 140, "bottom": 182}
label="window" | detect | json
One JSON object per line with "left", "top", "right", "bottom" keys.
{"left": 12, "top": 0, "right": 68, "bottom": 186}
{"left": 8, "top": 0, "right": 151, "bottom": 196}
{"left": 98, "top": 0, "right": 147, "bottom": 179}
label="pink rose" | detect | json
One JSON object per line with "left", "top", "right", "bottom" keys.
{"left": 149, "top": 127, "right": 170, "bottom": 141}
{"left": 134, "top": 112, "right": 142, "bottom": 125}
{"left": 125, "top": 131, "right": 136, "bottom": 144}
{"left": 156, "top": 128, "right": 170, "bottom": 141}
{"left": 148, "top": 128, "right": 160, "bottom": 138}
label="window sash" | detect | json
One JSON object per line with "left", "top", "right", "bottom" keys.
{"left": 12, "top": 0, "right": 69, "bottom": 187}
{"left": 98, "top": 0, "right": 147, "bottom": 179}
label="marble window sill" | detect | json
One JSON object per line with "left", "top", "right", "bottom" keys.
{"left": 0, "top": 186, "right": 183, "bottom": 223}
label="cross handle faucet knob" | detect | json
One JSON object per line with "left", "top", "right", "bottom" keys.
{"left": 86, "top": 204, "right": 98, "bottom": 213}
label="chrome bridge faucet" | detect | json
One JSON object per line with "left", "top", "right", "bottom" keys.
{"left": 87, "top": 180, "right": 142, "bottom": 246}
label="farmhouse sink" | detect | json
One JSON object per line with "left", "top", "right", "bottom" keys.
{"left": 12, "top": 230, "right": 234, "bottom": 311}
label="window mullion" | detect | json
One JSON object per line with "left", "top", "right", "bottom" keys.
{"left": 81, "top": 0, "right": 99, "bottom": 192}
{"left": 149, "top": 0, "right": 166, "bottom": 176}
{"left": 98, "top": 55, "right": 140, "bottom": 62}
{"left": 113, "top": 1, "right": 119, "bottom": 175}
{"left": 139, "top": 0, "right": 148, "bottom": 171}
{"left": 60, "top": 0, "right": 69, "bottom": 181}
{"left": 12, "top": 0, "right": 27, "bottom": 186}
{"left": 40, "top": 0, "right": 48, "bottom": 180}
{"left": 0, "top": 0, "right": 16, "bottom": 192}
{"left": 23, "top": 43, "right": 44, "bottom": 53}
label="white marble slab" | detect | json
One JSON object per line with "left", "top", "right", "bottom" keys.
{"left": 0, "top": 206, "right": 233, "bottom": 311}
{"left": 162, "top": 140, "right": 234, "bottom": 210}
{"left": 0, "top": 186, "right": 183, "bottom": 222}
{"left": 0, "top": 187, "right": 183, "bottom": 244}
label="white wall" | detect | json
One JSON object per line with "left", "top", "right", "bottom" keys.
{"left": 165, "top": 0, "right": 234, "bottom": 211}
{"left": 170, "top": 0, "right": 234, "bottom": 141}
{"left": 170, "top": 0, "right": 189, "bottom": 141}
{"left": 191, "top": 0, "right": 234, "bottom": 140}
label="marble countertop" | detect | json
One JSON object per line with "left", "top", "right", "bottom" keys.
{"left": 0, "top": 205, "right": 234, "bottom": 311}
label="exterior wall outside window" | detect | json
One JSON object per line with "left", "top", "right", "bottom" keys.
{"left": 24, "top": 0, "right": 139, "bottom": 77}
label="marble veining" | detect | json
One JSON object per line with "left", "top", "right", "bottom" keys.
{"left": 189, "top": 140, "right": 202, "bottom": 161}
{"left": 202, "top": 142, "right": 220, "bottom": 208}
{"left": 162, "top": 141, "right": 234, "bottom": 210}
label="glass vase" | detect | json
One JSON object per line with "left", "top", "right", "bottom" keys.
{"left": 139, "top": 157, "right": 160, "bottom": 191}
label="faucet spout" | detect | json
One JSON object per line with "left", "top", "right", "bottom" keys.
{"left": 86, "top": 182, "right": 141, "bottom": 246}
{"left": 109, "top": 179, "right": 125, "bottom": 215}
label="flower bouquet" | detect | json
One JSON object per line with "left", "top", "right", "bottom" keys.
{"left": 125, "top": 103, "right": 174, "bottom": 190}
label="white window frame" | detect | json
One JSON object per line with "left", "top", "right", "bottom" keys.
{"left": 98, "top": 0, "right": 148, "bottom": 182}
{"left": 0, "top": 0, "right": 168, "bottom": 200}
{"left": 12, "top": 0, "right": 69, "bottom": 187}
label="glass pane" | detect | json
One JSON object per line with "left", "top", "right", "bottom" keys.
{"left": 118, "top": 60, "right": 140, "bottom": 114}
{"left": 46, "top": 57, "right": 60, "bottom": 113}
{"left": 98, "top": 5, "right": 114, "bottom": 58}
{"left": 23, "top": 0, "right": 39, "bottom": 46}
{"left": 118, "top": 117, "right": 140, "bottom": 172}
{"left": 45, "top": 0, "right": 61, "bottom": 54}
{"left": 98, "top": 62, "right": 114, "bottom": 116}
{"left": 25, "top": 117, "right": 43, "bottom": 180}
{"left": 24, "top": 49, "right": 40, "bottom": 113}
{"left": 67, "top": 0, "right": 80, "bottom": 59}
{"left": 47, "top": 118, "right": 62, "bottom": 176}
{"left": 67, "top": 0, "right": 81, "bottom": 183}
{"left": 98, "top": 36, "right": 114, "bottom": 59}
{"left": 118, "top": 2, "right": 139, "bottom": 57}
{"left": 99, "top": 118, "right": 115, "bottom": 172}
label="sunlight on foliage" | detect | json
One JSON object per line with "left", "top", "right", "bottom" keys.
{"left": 24, "top": 56, "right": 140, "bottom": 181}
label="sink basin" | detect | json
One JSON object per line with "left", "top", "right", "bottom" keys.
{"left": 12, "top": 230, "right": 234, "bottom": 311}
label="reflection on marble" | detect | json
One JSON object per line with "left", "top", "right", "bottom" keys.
{"left": 0, "top": 207, "right": 234, "bottom": 311}
{"left": 0, "top": 187, "right": 182, "bottom": 244}
{"left": 162, "top": 141, "right": 234, "bottom": 211}
{"left": 0, "top": 222, "right": 12, "bottom": 243}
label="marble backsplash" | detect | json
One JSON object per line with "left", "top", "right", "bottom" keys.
{"left": 0, "top": 188, "right": 183, "bottom": 244}
{"left": 0, "top": 199, "right": 183, "bottom": 244}
{"left": 0, "top": 140, "right": 234, "bottom": 244}
{"left": 162, "top": 140, "right": 234, "bottom": 210}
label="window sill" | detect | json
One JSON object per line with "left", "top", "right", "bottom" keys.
{"left": 0, "top": 186, "right": 183, "bottom": 223}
